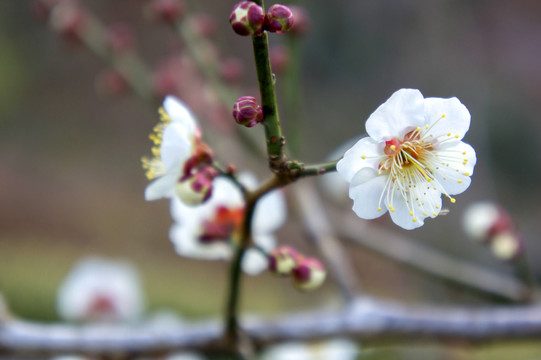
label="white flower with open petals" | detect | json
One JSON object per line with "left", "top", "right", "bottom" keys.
{"left": 170, "top": 173, "right": 286, "bottom": 275}
{"left": 142, "top": 96, "right": 201, "bottom": 201}
{"left": 337, "top": 89, "right": 476, "bottom": 230}
{"left": 57, "top": 257, "right": 145, "bottom": 322}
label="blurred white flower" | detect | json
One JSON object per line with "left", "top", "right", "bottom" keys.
{"left": 57, "top": 257, "right": 145, "bottom": 322}
{"left": 337, "top": 88, "right": 476, "bottom": 230}
{"left": 462, "top": 201, "right": 512, "bottom": 242}
{"left": 142, "top": 96, "right": 201, "bottom": 201}
{"left": 261, "top": 339, "right": 359, "bottom": 360}
{"left": 170, "top": 173, "right": 286, "bottom": 275}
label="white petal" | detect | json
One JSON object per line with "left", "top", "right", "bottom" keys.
{"left": 433, "top": 141, "right": 476, "bottom": 195}
{"left": 348, "top": 168, "right": 388, "bottom": 219}
{"left": 388, "top": 185, "right": 442, "bottom": 230}
{"left": 145, "top": 174, "right": 177, "bottom": 201}
{"left": 161, "top": 122, "right": 192, "bottom": 172}
{"left": 163, "top": 96, "right": 198, "bottom": 135}
{"left": 366, "top": 89, "right": 426, "bottom": 142}
{"left": 337, "top": 137, "right": 383, "bottom": 183}
{"left": 424, "top": 97, "right": 471, "bottom": 141}
{"left": 242, "top": 248, "right": 270, "bottom": 275}
{"left": 210, "top": 177, "right": 244, "bottom": 208}
{"left": 169, "top": 224, "right": 231, "bottom": 260}
{"left": 253, "top": 233, "right": 276, "bottom": 252}
{"left": 253, "top": 189, "right": 287, "bottom": 234}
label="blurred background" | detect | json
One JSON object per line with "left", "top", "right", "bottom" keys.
{"left": 1, "top": 0, "right": 541, "bottom": 358}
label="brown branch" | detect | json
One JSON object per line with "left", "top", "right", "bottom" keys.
{"left": 3, "top": 297, "right": 541, "bottom": 358}
{"left": 335, "top": 211, "right": 535, "bottom": 302}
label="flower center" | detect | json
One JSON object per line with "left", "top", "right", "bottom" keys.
{"left": 199, "top": 206, "right": 244, "bottom": 243}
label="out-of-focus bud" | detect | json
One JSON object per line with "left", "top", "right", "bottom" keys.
{"left": 152, "top": 60, "right": 182, "bottom": 97}
{"left": 229, "top": 1, "right": 265, "bottom": 36}
{"left": 490, "top": 231, "right": 523, "bottom": 261}
{"left": 232, "top": 96, "right": 263, "bottom": 127}
{"left": 189, "top": 13, "right": 216, "bottom": 37}
{"left": 269, "top": 45, "right": 289, "bottom": 74}
{"left": 49, "top": 1, "right": 86, "bottom": 42}
{"left": 269, "top": 246, "right": 300, "bottom": 276}
{"left": 265, "top": 4, "right": 294, "bottom": 34}
{"left": 95, "top": 69, "right": 128, "bottom": 97}
{"left": 292, "top": 257, "right": 326, "bottom": 291}
{"left": 107, "top": 23, "right": 136, "bottom": 53}
{"left": 288, "top": 6, "right": 311, "bottom": 35}
{"left": 463, "top": 202, "right": 513, "bottom": 242}
{"left": 31, "top": 0, "right": 62, "bottom": 22}
{"left": 147, "top": 0, "right": 185, "bottom": 23}
{"left": 220, "top": 57, "right": 244, "bottom": 84}
{"left": 176, "top": 167, "right": 215, "bottom": 206}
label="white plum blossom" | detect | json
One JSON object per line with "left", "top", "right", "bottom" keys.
{"left": 170, "top": 173, "right": 286, "bottom": 275}
{"left": 142, "top": 96, "right": 201, "bottom": 201}
{"left": 337, "top": 89, "right": 477, "bottom": 230}
{"left": 260, "top": 339, "right": 359, "bottom": 360}
{"left": 57, "top": 257, "right": 145, "bottom": 322}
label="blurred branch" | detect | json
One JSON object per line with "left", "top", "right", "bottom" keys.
{"left": 293, "top": 182, "right": 361, "bottom": 301}
{"left": 4, "top": 297, "right": 541, "bottom": 357}
{"left": 335, "top": 212, "right": 534, "bottom": 302}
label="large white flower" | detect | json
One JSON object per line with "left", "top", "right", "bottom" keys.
{"left": 142, "top": 96, "right": 200, "bottom": 201}
{"left": 337, "top": 89, "right": 477, "bottom": 230}
{"left": 57, "top": 257, "right": 145, "bottom": 322}
{"left": 170, "top": 173, "right": 286, "bottom": 275}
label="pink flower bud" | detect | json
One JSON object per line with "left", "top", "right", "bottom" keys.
{"left": 49, "top": 1, "right": 86, "bottom": 42}
{"left": 270, "top": 45, "right": 289, "bottom": 74}
{"left": 147, "top": 0, "right": 185, "bottom": 23}
{"left": 292, "top": 257, "right": 326, "bottom": 291}
{"left": 220, "top": 57, "right": 244, "bottom": 84}
{"left": 189, "top": 13, "right": 216, "bottom": 37}
{"left": 176, "top": 167, "right": 215, "bottom": 206}
{"left": 95, "top": 69, "right": 128, "bottom": 98}
{"left": 229, "top": 1, "right": 264, "bottom": 36}
{"left": 269, "top": 246, "right": 300, "bottom": 276}
{"left": 232, "top": 96, "right": 263, "bottom": 127}
{"left": 265, "top": 4, "right": 294, "bottom": 34}
{"left": 288, "top": 6, "right": 311, "bottom": 35}
{"left": 107, "top": 23, "right": 136, "bottom": 53}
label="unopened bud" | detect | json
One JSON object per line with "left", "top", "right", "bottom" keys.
{"left": 270, "top": 45, "right": 289, "bottom": 74}
{"left": 292, "top": 257, "right": 326, "bottom": 291}
{"left": 107, "top": 23, "right": 136, "bottom": 53}
{"left": 269, "top": 246, "right": 300, "bottom": 276}
{"left": 220, "top": 57, "right": 244, "bottom": 83}
{"left": 49, "top": 1, "right": 86, "bottom": 41}
{"left": 232, "top": 96, "right": 263, "bottom": 127}
{"left": 490, "top": 232, "right": 523, "bottom": 261}
{"left": 265, "top": 4, "right": 294, "bottom": 34}
{"left": 147, "top": 0, "right": 185, "bottom": 23}
{"left": 189, "top": 13, "right": 216, "bottom": 37}
{"left": 463, "top": 202, "right": 513, "bottom": 242}
{"left": 95, "top": 69, "right": 128, "bottom": 97}
{"left": 229, "top": 1, "right": 264, "bottom": 36}
{"left": 288, "top": 6, "right": 311, "bottom": 35}
{"left": 176, "top": 168, "right": 214, "bottom": 206}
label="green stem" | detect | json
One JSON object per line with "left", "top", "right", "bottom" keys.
{"left": 252, "top": 32, "right": 286, "bottom": 166}
{"left": 286, "top": 159, "right": 339, "bottom": 179}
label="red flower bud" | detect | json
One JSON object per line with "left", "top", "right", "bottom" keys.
{"left": 106, "top": 23, "right": 136, "bottom": 53}
{"left": 265, "top": 4, "right": 294, "bottom": 34}
{"left": 229, "top": 1, "right": 264, "bottom": 36}
{"left": 147, "top": 0, "right": 185, "bottom": 23}
{"left": 292, "top": 257, "right": 326, "bottom": 291}
{"left": 232, "top": 96, "right": 263, "bottom": 127}
{"left": 269, "top": 246, "right": 300, "bottom": 276}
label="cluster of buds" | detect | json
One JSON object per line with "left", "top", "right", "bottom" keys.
{"left": 176, "top": 143, "right": 217, "bottom": 206}
{"left": 269, "top": 246, "right": 326, "bottom": 291}
{"left": 462, "top": 202, "right": 523, "bottom": 261}
{"left": 34, "top": 0, "right": 87, "bottom": 43}
{"left": 232, "top": 96, "right": 263, "bottom": 127}
{"left": 229, "top": 1, "right": 294, "bottom": 36}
